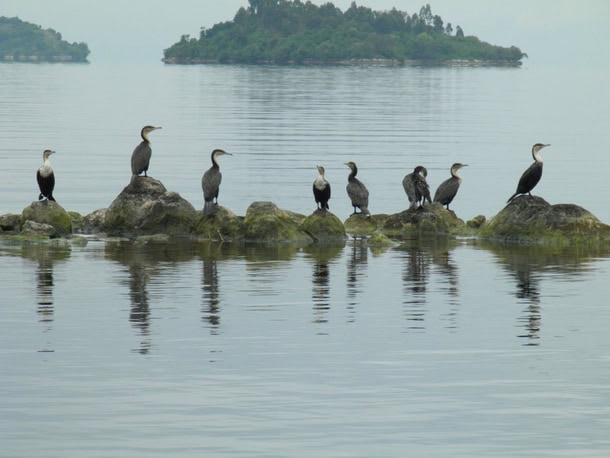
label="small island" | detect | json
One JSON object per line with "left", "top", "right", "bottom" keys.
{"left": 0, "top": 16, "right": 90, "bottom": 63}
{"left": 163, "top": 1, "right": 526, "bottom": 66}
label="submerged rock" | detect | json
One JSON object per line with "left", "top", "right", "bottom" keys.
{"left": 21, "top": 200, "right": 73, "bottom": 236}
{"left": 243, "top": 201, "right": 311, "bottom": 243}
{"left": 104, "top": 177, "right": 198, "bottom": 237}
{"left": 382, "top": 203, "right": 466, "bottom": 238}
{"left": 301, "top": 209, "right": 347, "bottom": 243}
{"left": 194, "top": 206, "right": 243, "bottom": 241}
{"left": 479, "top": 196, "right": 610, "bottom": 244}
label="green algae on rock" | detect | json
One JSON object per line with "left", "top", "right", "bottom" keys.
{"left": 243, "top": 201, "right": 312, "bottom": 244}
{"left": 301, "top": 209, "right": 347, "bottom": 243}
{"left": 479, "top": 196, "right": 610, "bottom": 245}
{"left": 21, "top": 200, "right": 73, "bottom": 236}
{"left": 194, "top": 206, "right": 243, "bottom": 241}
{"left": 381, "top": 203, "right": 467, "bottom": 238}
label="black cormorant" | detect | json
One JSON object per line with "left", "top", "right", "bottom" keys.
{"left": 434, "top": 163, "right": 467, "bottom": 210}
{"left": 345, "top": 161, "right": 370, "bottom": 216}
{"left": 131, "top": 125, "right": 161, "bottom": 177}
{"left": 403, "top": 165, "right": 431, "bottom": 209}
{"left": 313, "top": 165, "right": 331, "bottom": 210}
{"left": 202, "top": 149, "right": 232, "bottom": 215}
{"left": 507, "top": 143, "right": 550, "bottom": 203}
{"left": 36, "top": 149, "right": 56, "bottom": 202}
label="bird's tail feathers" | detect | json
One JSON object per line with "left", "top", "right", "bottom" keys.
{"left": 203, "top": 200, "right": 215, "bottom": 216}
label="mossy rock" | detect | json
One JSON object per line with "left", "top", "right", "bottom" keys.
{"left": 21, "top": 201, "right": 73, "bottom": 236}
{"left": 82, "top": 208, "right": 107, "bottom": 234}
{"left": 381, "top": 203, "right": 466, "bottom": 238}
{"left": 0, "top": 213, "right": 22, "bottom": 233}
{"left": 194, "top": 206, "right": 244, "bottom": 241}
{"left": 367, "top": 231, "right": 396, "bottom": 248}
{"left": 104, "top": 177, "right": 198, "bottom": 237}
{"left": 301, "top": 209, "right": 347, "bottom": 243}
{"left": 344, "top": 213, "right": 388, "bottom": 236}
{"left": 479, "top": 196, "right": 610, "bottom": 245}
{"left": 243, "top": 201, "right": 312, "bottom": 244}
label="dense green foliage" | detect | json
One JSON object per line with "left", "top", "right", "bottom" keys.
{"left": 163, "top": 1, "right": 525, "bottom": 65}
{"left": 0, "top": 16, "right": 90, "bottom": 62}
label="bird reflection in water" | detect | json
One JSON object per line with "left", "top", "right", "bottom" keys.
{"left": 305, "top": 245, "right": 343, "bottom": 329}
{"left": 346, "top": 238, "right": 368, "bottom": 322}
{"left": 400, "top": 242, "right": 430, "bottom": 332}
{"left": 202, "top": 258, "right": 220, "bottom": 333}
{"left": 22, "top": 245, "right": 70, "bottom": 353}
{"left": 128, "top": 263, "right": 152, "bottom": 354}
{"left": 514, "top": 266, "right": 542, "bottom": 346}
{"left": 432, "top": 246, "right": 460, "bottom": 331}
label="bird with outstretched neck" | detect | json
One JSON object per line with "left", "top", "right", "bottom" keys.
{"left": 507, "top": 143, "right": 550, "bottom": 203}
{"left": 202, "top": 149, "right": 232, "bottom": 216}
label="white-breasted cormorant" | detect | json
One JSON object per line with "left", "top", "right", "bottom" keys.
{"left": 313, "top": 165, "right": 331, "bottom": 211}
{"left": 36, "top": 149, "right": 56, "bottom": 202}
{"left": 403, "top": 165, "right": 431, "bottom": 209}
{"left": 345, "top": 161, "right": 370, "bottom": 216}
{"left": 507, "top": 143, "right": 550, "bottom": 203}
{"left": 131, "top": 125, "right": 161, "bottom": 177}
{"left": 202, "top": 149, "right": 232, "bottom": 215}
{"left": 434, "top": 163, "right": 467, "bottom": 210}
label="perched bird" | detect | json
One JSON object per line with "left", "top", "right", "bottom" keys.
{"left": 36, "top": 149, "right": 56, "bottom": 202}
{"left": 403, "top": 165, "right": 431, "bottom": 209}
{"left": 313, "top": 165, "right": 331, "bottom": 210}
{"left": 131, "top": 125, "right": 161, "bottom": 177}
{"left": 434, "top": 163, "right": 468, "bottom": 210}
{"left": 345, "top": 161, "right": 370, "bottom": 216}
{"left": 507, "top": 143, "right": 550, "bottom": 203}
{"left": 202, "top": 149, "right": 232, "bottom": 216}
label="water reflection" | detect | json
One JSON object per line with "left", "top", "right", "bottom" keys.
{"left": 346, "top": 239, "right": 368, "bottom": 321}
{"left": 105, "top": 240, "right": 198, "bottom": 354}
{"left": 21, "top": 244, "right": 71, "bottom": 352}
{"left": 199, "top": 243, "right": 223, "bottom": 333}
{"left": 397, "top": 237, "right": 460, "bottom": 332}
{"left": 480, "top": 242, "right": 610, "bottom": 346}
{"left": 303, "top": 244, "right": 344, "bottom": 329}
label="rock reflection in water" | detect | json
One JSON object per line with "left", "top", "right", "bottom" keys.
{"left": 199, "top": 242, "right": 225, "bottom": 333}
{"left": 21, "top": 244, "right": 71, "bottom": 352}
{"left": 346, "top": 238, "right": 368, "bottom": 314}
{"left": 481, "top": 242, "right": 608, "bottom": 346}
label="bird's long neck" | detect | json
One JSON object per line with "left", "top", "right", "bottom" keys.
{"left": 532, "top": 148, "right": 543, "bottom": 164}
{"left": 348, "top": 167, "right": 357, "bottom": 181}
{"left": 141, "top": 131, "right": 150, "bottom": 143}
{"left": 211, "top": 152, "right": 220, "bottom": 168}
{"left": 451, "top": 167, "right": 461, "bottom": 181}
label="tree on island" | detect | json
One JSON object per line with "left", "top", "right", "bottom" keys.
{"left": 0, "top": 16, "right": 90, "bottom": 62}
{"left": 163, "top": 1, "right": 526, "bottom": 65}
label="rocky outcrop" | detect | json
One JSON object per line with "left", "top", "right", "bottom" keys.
{"left": 381, "top": 203, "right": 466, "bottom": 238}
{"left": 242, "top": 201, "right": 311, "bottom": 243}
{"left": 21, "top": 201, "right": 73, "bottom": 236}
{"left": 194, "top": 206, "right": 243, "bottom": 241}
{"left": 301, "top": 209, "right": 347, "bottom": 243}
{"left": 0, "top": 213, "right": 21, "bottom": 233}
{"left": 479, "top": 196, "right": 610, "bottom": 244}
{"left": 104, "top": 177, "right": 198, "bottom": 237}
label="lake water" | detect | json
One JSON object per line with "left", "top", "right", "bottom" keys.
{"left": 1, "top": 61, "right": 610, "bottom": 457}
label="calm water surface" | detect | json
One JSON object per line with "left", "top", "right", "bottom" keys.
{"left": 1, "top": 61, "right": 610, "bottom": 456}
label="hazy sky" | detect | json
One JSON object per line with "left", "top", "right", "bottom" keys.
{"left": 2, "top": 0, "right": 610, "bottom": 67}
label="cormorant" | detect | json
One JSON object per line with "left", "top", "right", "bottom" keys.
{"left": 202, "top": 149, "right": 232, "bottom": 216}
{"left": 345, "top": 161, "right": 370, "bottom": 216}
{"left": 36, "top": 149, "right": 56, "bottom": 202}
{"left": 403, "top": 165, "right": 431, "bottom": 209}
{"left": 507, "top": 143, "right": 550, "bottom": 203}
{"left": 313, "top": 165, "right": 331, "bottom": 211}
{"left": 131, "top": 125, "right": 161, "bottom": 177}
{"left": 433, "top": 163, "right": 468, "bottom": 210}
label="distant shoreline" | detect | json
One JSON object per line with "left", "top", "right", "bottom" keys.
{"left": 0, "top": 55, "right": 88, "bottom": 63}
